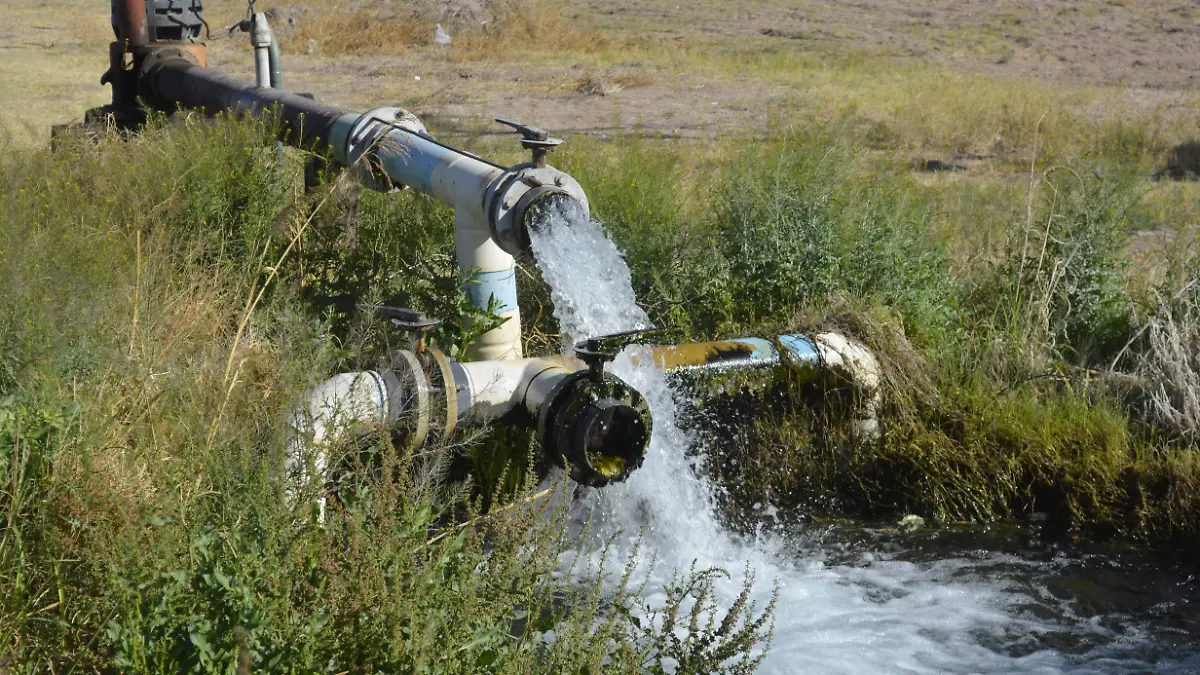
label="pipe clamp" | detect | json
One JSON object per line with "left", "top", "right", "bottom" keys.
{"left": 344, "top": 107, "right": 429, "bottom": 192}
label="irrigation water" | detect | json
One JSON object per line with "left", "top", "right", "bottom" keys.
{"left": 527, "top": 201, "right": 1200, "bottom": 674}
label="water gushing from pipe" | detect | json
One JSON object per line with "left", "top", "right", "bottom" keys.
{"left": 526, "top": 205, "right": 1200, "bottom": 673}
{"left": 527, "top": 197, "right": 649, "bottom": 346}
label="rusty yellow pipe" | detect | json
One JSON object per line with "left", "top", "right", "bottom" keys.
{"left": 647, "top": 333, "right": 881, "bottom": 439}
{"left": 650, "top": 337, "right": 782, "bottom": 373}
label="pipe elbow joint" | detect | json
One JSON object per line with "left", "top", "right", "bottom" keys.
{"left": 250, "top": 13, "right": 275, "bottom": 48}
{"left": 485, "top": 165, "right": 589, "bottom": 257}
{"left": 813, "top": 333, "right": 883, "bottom": 442}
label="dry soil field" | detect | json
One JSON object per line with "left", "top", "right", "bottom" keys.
{"left": 4, "top": 0, "right": 1200, "bottom": 145}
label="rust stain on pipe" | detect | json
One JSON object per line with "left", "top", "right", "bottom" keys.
{"left": 117, "top": 0, "right": 149, "bottom": 47}
{"left": 650, "top": 338, "right": 779, "bottom": 372}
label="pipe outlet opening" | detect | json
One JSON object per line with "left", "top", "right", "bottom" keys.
{"left": 538, "top": 371, "right": 651, "bottom": 487}
{"left": 486, "top": 166, "right": 589, "bottom": 257}
{"left": 573, "top": 399, "right": 649, "bottom": 482}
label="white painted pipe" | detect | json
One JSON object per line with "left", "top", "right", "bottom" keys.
{"left": 332, "top": 109, "right": 522, "bottom": 361}
{"left": 454, "top": 210, "right": 522, "bottom": 361}
{"left": 812, "top": 332, "right": 883, "bottom": 440}
{"left": 450, "top": 357, "right": 572, "bottom": 423}
{"left": 329, "top": 108, "right": 589, "bottom": 363}
{"left": 285, "top": 355, "right": 581, "bottom": 516}
{"left": 251, "top": 13, "right": 273, "bottom": 89}
{"left": 285, "top": 371, "right": 390, "bottom": 518}
{"left": 776, "top": 332, "right": 882, "bottom": 441}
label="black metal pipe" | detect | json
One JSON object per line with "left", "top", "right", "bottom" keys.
{"left": 142, "top": 57, "right": 351, "bottom": 149}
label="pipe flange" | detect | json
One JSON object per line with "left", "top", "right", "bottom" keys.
{"left": 536, "top": 370, "right": 650, "bottom": 487}
{"left": 387, "top": 349, "right": 432, "bottom": 447}
{"left": 485, "top": 164, "right": 589, "bottom": 257}
{"left": 422, "top": 347, "right": 458, "bottom": 442}
{"left": 137, "top": 45, "right": 201, "bottom": 110}
{"left": 344, "top": 107, "right": 429, "bottom": 192}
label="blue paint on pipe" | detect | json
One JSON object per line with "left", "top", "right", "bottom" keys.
{"left": 463, "top": 268, "right": 518, "bottom": 314}
{"left": 727, "top": 338, "right": 779, "bottom": 362}
{"left": 777, "top": 334, "right": 820, "bottom": 366}
{"left": 379, "top": 134, "right": 453, "bottom": 194}
{"left": 330, "top": 113, "right": 360, "bottom": 164}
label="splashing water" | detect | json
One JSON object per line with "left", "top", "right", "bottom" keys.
{"left": 528, "top": 198, "right": 649, "bottom": 345}
{"left": 528, "top": 204, "right": 1200, "bottom": 673}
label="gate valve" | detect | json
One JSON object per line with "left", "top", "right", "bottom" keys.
{"left": 495, "top": 118, "right": 563, "bottom": 167}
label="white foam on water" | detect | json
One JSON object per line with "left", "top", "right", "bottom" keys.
{"left": 527, "top": 206, "right": 1197, "bottom": 674}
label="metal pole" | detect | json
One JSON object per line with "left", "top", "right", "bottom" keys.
{"left": 267, "top": 33, "right": 283, "bottom": 88}
{"left": 251, "top": 13, "right": 274, "bottom": 89}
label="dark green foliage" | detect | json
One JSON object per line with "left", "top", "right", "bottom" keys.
{"left": 984, "top": 165, "right": 1141, "bottom": 364}
{"left": 557, "top": 124, "right": 958, "bottom": 346}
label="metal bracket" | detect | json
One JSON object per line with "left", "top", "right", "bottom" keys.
{"left": 344, "top": 107, "right": 429, "bottom": 192}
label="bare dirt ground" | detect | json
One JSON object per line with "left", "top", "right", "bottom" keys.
{"left": 572, "top": 0, "right": 1200, "bottom": 88}
{"left": 271, "top": 0, "right": 1200, "bottom": 141}
{"left": 1, "top": 0, "right": 1198, "bottom": 143}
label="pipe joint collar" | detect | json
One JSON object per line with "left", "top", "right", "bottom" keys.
{"left": 485, "top": 164, "right": 589, "bottom": 256}
{"left": 137, "top": 46, "right": 202, "bottom": 110}
{"left": 250, "top": 12, "right": 274, "bottom": 47}
{"left": 384, "top": 347, "right": 460, "bottom": 445}
{"left": 537, "top": 371, "right": 650, "bottom": 487}
{"left": 344, "top": 107, "right": 429, "bottom": 192}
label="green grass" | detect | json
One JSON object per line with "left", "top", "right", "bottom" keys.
{"left": 3, "top": 95, "right": 1200, "bottom": 669}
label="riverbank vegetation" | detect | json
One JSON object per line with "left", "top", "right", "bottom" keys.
{"left": 552, "top": 121, "right": 1200, "bottom": 542}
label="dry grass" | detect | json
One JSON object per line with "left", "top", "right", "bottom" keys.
{"left": 289, "top": 0, "right": 608, "bottom": 59}
{"left": 542, "top": 70, "right": 657, "bottom": 96}
{"left": 69, "top": 12, "right": 114, "bottom": 49}
{"left": 1136, "top": 288, "right": 1200, "bottom": 442}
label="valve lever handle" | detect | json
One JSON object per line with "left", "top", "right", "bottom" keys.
{"left": 494, "top": 118, "right": 549, "bottom": 141}
{"left": 358, "top": 304, "right": 440, "bottom": 332}
{"left": 572, "top": 328, "right": 671, "bottom": 377}
{"left": 494, "top": 118, "right": 563, "bottom": 166}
